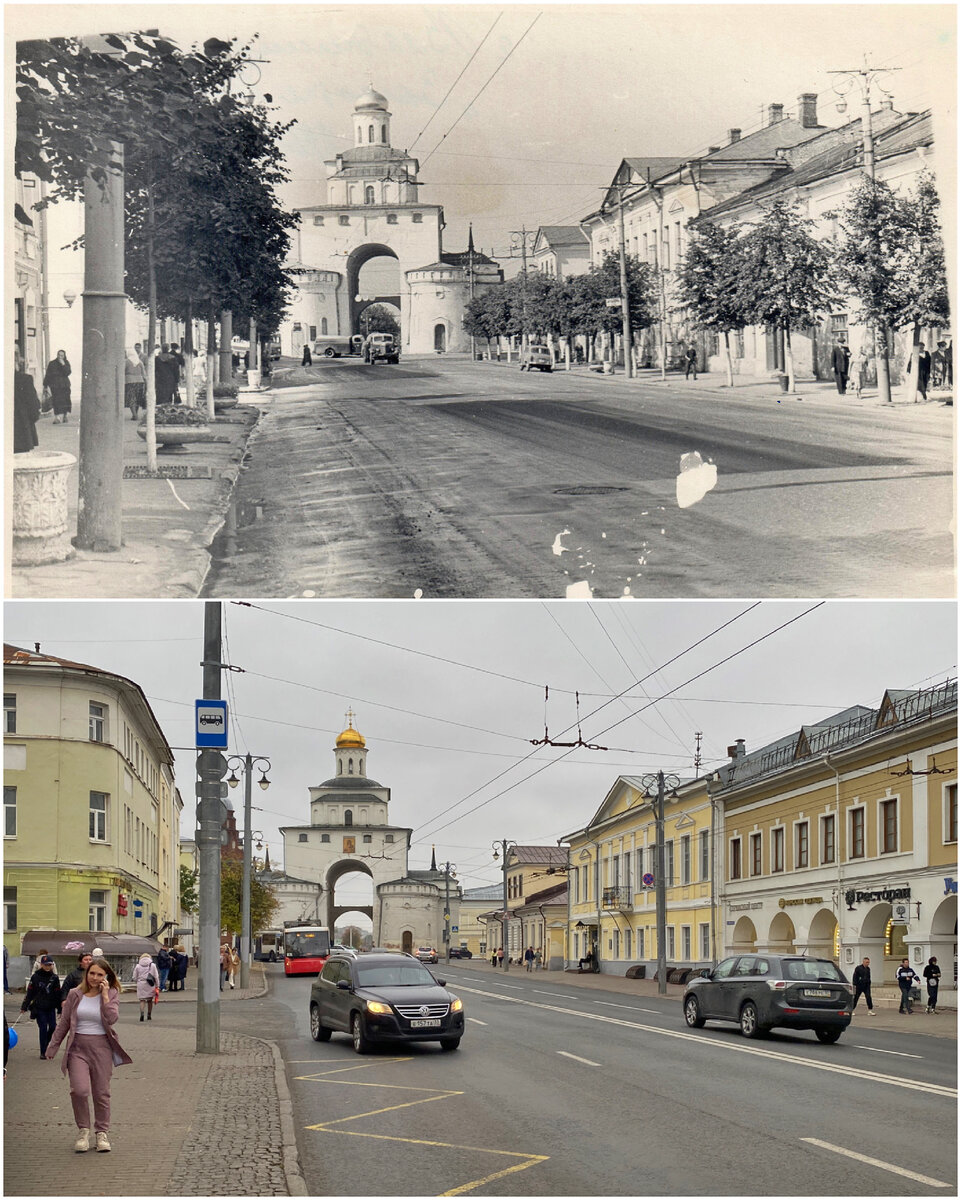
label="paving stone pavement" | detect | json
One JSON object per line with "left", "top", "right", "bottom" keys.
{"left": 3, "top": 964, "right": 306, "bottom": 1197}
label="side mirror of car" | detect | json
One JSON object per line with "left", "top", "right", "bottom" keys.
{"left": 336, "top": 979, "right": 350, "bottom": 990}
{"left": 435, "top": 978, "right": 446, "bottom": 988}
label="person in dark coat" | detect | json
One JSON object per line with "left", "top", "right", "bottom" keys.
{"left": 916, "top": 346, "right": 932, "bottom": 399}
{"left": 851, "top": 956, "right": 875, "bottom": 1014}
{"left": 684, "top": 344, "right": 698, "bottom": 380}
{"left": 923, "top": 956, "right": 941, "bottom": 1013}
{"left": 831, "top": 340, "right": 851, "bottom": 394}
{"left": 20, "top": 954, "right": 62, "bottom": 1057}
{"left": 155, "top": 345, "right": 180, "bottom": 406}
{"left": 301, "top": 342, "right": 312, "bottom": 367}
{"left": 60, "top": 952, "right": 94, "bottom": 1004}
{"left": 43, "top": 349, "right": 72, "bottom": 422}
{"left": 14, "top": 351, "right": 41, "bottom": 452}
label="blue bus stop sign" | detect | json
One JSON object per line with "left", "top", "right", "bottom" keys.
{"left": 195, "top": 699, "right": 228, "bottom": 748}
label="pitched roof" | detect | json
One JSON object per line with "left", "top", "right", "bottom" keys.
{"left": 508, "top": 845, "right": 568, "bottom": 867}
{"left": 536, "top": 225, "right": 590, "bottom": 248}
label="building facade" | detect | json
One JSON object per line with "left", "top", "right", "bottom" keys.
{"left": 3, "top": 645, "right": 183, "bottom": 973}
{"left": 714, "top": 680, "right": 957, "bottom": 990}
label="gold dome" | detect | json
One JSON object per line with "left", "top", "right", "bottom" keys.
{"left": 336, "top": 710, "right": 365, "bottom": 748}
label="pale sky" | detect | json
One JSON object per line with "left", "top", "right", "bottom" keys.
{"left": 4, "top": 599, "right": 956, "bottom": 910}
{"left": 10, "top": 3, "right": 956, "bottom": 261}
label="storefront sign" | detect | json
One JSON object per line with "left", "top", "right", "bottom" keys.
{"left": 777, "top": 896, "right": 824, "bottom": 908}
{"left": 844, "top": 886, "right": 911, "bottom": 908}
{"left": 729, "top": 901, "right": 762, "bottom": 912}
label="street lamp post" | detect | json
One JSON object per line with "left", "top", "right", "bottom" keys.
{"left": 492, "top": 839, "right": 517, "bottom": 970}
{"left": 226, "top": 753, "right": 271, "bottom": 989}
{"left": 640, "top": 771, "right": 681, "bottom": 995}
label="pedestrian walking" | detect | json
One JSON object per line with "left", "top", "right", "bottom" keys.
{"left": 166, "top": 947, "right": 181, "bottom": 991}
{"left": 916, "top": 346, "right": 932, "bottom": 400}
{"left": 524, "top": 946, "right": 535, "bottom": 972}
{"left": 155, "top": 345, "right": 180, "bottom": 405}
{"left": 684, "top": 344, "right": 698, "bottom": 381}
{"left": 169, "top": 342, "right": 186, "bottom": 402}
{"left": 851, "top": 956, "right": 875, "bottom": 1014}
{"left": 490, "top": 949, "right": 497, "bottom": 967}
{"left": 156, "top": 945, "right": 172, "bottom": 993}
{"left": 301, "top": 342, "right": 312, "bottom": 367}
{"left": 133, "top": 953, "right": 157, "bottom": 1021}
{"left": 14, "top": 350, "right": 41, "bottom": 453}
{"left": 534, "top": 949, "right": 542, "bottom": 971}
{"left": 60, "top": 952, "right": 94, "bottom": 1004}
{"left": 896, "top": 958, "right": 920, "bottom": 1013}
{"left": 43, "top": 349, "right": 73, "bottom": 422}
{"left": 220, "top": 943, "right": 232, "bottom": 991}
{"left": 831, "top": 339, "right": 851, "bottom": 394}
{"left": 3, "top": 943, "right": 10, "bottom": 994}
{"left": 229, "top": 946, "right": 240, "bottom": 989}
{"left": 923, "top": 956, "right": 941, "bottom": 1013}
{"left": 45, "top": 956, "right": 131, "bottom": 1153}
{"left": 124, "top": 350, "right": 146, "bottom": 420}
{"left": 496, "top": 946, "right": 504, "bottom": 968}
{"left": 853, "top": 343, "right": 871, "bottom": 399}
{"left": 20, "top": 955, "right": 62, "bottom": 1057}
{"left": 177, "top": 946, "right": 189, "bottom": 991}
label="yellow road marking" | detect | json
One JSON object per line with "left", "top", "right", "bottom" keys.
{"left": 300, "top": 1058, "right": 548, "bottom": 1194}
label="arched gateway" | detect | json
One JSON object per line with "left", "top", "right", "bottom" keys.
{"left": 277, "top": 714, "right": 458, "bottom": 948}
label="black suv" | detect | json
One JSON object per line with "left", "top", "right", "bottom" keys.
{"left": 310, "top": 952, "right": 465, "bottom": 1053}
{"left": 682, "top": 953, "right": 853, "bottom": 1043}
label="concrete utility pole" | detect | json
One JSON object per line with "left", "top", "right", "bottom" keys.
{"left": 493, "top": 838, "right": 516, "bottom": 970}
{"left": 641, "top": 770, "right": 681, "bottom": 996}
{"left": 76, "top": 145, "right": 126, "bottom": 552}
{"left": 616, "top": 186, "right": 634, "bottom": 378}
{"left": 510, "top": 227, "right": 536, "bottom": 355}
{"left": 196, "top": 602, "right": 227, "bottom": 1053}
{"left": 226, "top": 754, "right": 271, "bottom": 989}
{"left": 443, "top": 861, "right": 453, "bottom": 964}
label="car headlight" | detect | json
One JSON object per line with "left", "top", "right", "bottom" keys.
{"left": 366, "top": 1000, "right": 392, "bottom": 1016}
{"left": 450, "top": 997, "right": 463, "bottom": 1013}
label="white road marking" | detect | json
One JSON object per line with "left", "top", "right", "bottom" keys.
{"left": 852, "top": 1045, "right": 924, "bottom": 1059}
{"left": 800, "top": 1139, "right": 952, "bottom": 1188}
{"left": 595, "top": 1001, "right": 662, "bottom": 1014}
{"left": 557, "top": 1050, "right": 600, "bottom": 1067}
{"left": 466, "top": 1017, "right": 488, "bottom": 1026}
{"left": 450, "top": 983, "right": 956, "bottom": 1099}
{"left": 533, "top": 991, "right": 581, "bottom": 999}
{"left": 166, "top": 478, "right": 190, "bottom": 509}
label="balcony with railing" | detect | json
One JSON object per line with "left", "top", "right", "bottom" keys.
{"left": 601, "top": 885, "right": 633, "bottom": 911}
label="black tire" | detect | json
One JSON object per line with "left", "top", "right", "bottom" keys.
{"left": 351, "top": 1012, "right": 371, "bottom": 1054}
{"left": 324, "top": 347, "right": 336, "bottom": 358}
{"left": 814, "top": 1026, "right": 842, "bottom": 1044}
{"left": 683, "top": 995, "right": 706, "bottom": 1029}
{"left": 439, "top": 1037, "right": 461, "bottom": 1052}
{"left": 309, "top": 1003, "right": 331, "bottom": 1042}
{"left": 739, "top": 1001, "right": 766, "bottom": 1039}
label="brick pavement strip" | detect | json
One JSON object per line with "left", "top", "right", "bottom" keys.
{"left": 3, "top": 965, "right": 306, "bottom": 1198}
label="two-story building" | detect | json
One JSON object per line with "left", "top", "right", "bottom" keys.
{"left": 3, "top": 644, "right": 182, "bottom": 981}
{"left": 713, "top": 679, "right": 957, "bottom": 991}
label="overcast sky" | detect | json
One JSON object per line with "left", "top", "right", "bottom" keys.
{"left": 5, "top": 600, "right": 956, "bottom": 913}
{"left": 11, "top": 3, "right": 955, "bottom": 262}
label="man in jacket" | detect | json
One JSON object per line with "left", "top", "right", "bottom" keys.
{"left": 851, "top": 956, "right": 875, "bottom": 1014}
{"left": 831, "top": 340, "right": 851, "bottom": 394}
{"left": 60, "top": 952, "right": 93, "bottom": 1003}
{"left": 922, "top": 956, "right": 941, "bottom": 1013}
{"left": 157, "top": 945, "right": 172, "bottom": 992}
{"left": 896, "top": 958, "right": 920, "bottom": 1013}
{"left": 21, "top": 955, "right": 62, "bottom": 1057}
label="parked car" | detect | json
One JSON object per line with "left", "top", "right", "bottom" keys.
{"left": 520, "top": 344, "right": 553, "bottom": 372}
{"left": 448, "top": 947, "right": 472, "bottom": 959}
{"left": 416, "top": 946, "right": 438, "bottom": 964}
{"left": 310, "top": 951, "right": 465, "bottom": 1053}
{"left": 362, "top": 332, "right": 400, "bottom": 364}
{"left": 681, "top": 953, "right": 853, "bottom": 1043}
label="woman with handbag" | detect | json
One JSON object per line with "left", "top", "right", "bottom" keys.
{"left": 46, "top": 956, "right": 131, "bottom": 1152}
{"left": 133, "top": 953, "right": 157, "bottom": 1021}
{"left": 43, "top": 349, "right": 72, "bottom": 423}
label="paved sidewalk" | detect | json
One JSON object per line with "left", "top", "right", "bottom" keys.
{"left": 3, "top": 964, "right": 306, "bottom": 1197}
{"left": 9, "top": 396, "right": 264, "bottom": 600}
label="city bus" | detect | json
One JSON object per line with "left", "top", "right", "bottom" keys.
{"left": 283, "top": 925, "right": 332, "bottom": 976}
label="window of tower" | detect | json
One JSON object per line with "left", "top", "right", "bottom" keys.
{"left": 368, "top": 124, "right": 374, "bottom": 143}
{"left": 321, "top": 834, "right": 330, "bottom": 843}
{"left": 345, "top": 810, "right": 353, "bottom": 827}
{"left": 348, "top": 758, "right": 354, "bottom": 774}
{"left": 381, "top": 125, "right": 387, "bottom": 143}
{"left": 365, "top": 185, "right": 375, "bottom": 205}
{"left": 338, "top": 762, "right": 343, "bottom": 775}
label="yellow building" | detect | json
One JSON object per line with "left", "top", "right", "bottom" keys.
{"left": 562, "top": 775, "right": 719, "bottom": 975}
{"left": 3, "top": 644, "right": 182, "bottom": 969}
{"left": 714, "top": 681, "right": 957, "bottom": 989}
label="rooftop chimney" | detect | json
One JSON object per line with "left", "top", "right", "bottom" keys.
{"left": 798, "top": 93, "right": 819, "bottom": 128}
{"left": 881, "top": 98, "right": 894, "bottom": 111}
{"left": 726, "top": 739, "right": 746, "bottom": 760}
{"left": 767, "top": 103, "right": 784, "bottom": 126}
{"left": 728, "top": 128, "right": 741, "bottom": 144}
{"left": 707, "top": 145, "right": 720, "bottom": 154}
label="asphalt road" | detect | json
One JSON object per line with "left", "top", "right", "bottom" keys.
{"left": 202, "top": 357, "right": 953, "bottom": 599}
{"left": 260, "top": 962, "right": 957, "bottom": 1197}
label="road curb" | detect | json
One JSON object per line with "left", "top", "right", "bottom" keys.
{"left": 263, "top": 1036, "right": 309, "bottom": 1197}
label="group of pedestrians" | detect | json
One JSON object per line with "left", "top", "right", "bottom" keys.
{"left": 220, "top": 942, "right": 241, "bottom": 989}
{"left": 523, "top": 946, "right": 543, "bottom": 971}
{"left": 850, "top": 953, "right": 942, "bottom": 1016}
{"left": 124, "top": 342, "right": 188, "bottom": 418}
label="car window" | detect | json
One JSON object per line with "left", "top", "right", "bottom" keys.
{"left": 713, "top": 957, "right": 737, "bottom": 979}
{"left": 783, "top": 959, "right": 843, "bottom": 983}
{"left": 754, "top": 959, "right": 771, "bottom": 976}
{"left": 320, "top": 961, "right": 339, "bottom": 983}
{"left": 732, "top": 956, "right": 756, "bottom": 977}
{"left": 356, "top": 964, "right": 436, "bottom": 988}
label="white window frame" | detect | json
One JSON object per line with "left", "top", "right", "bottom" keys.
{"left": 4, "top": 786, "right": 16, "bottom": 838}
{"left": 878, "top": 794, "right": 900, "bottom": 855}
{"left": 681, "top": 924, "right": 692, "bottom": 960}
{"left": 794, "top": 819, "right": 809, "bottom": 870}
{"left": 848, "top": 804, "right": 866, "bottom": 861}
{"left": 699, "top": 828, "right": 710, "bottom": 881}
{"left": 749, "top": 832, "right": 762, "bottom": 876}
{"left": 680, "top": 835, "right": 692, "bottom": 885}
{"left": 89, "top": 791, "right": 108, "bottom": 842}
{"left": 613, "top": 928, "right": 620, "bottom": 958}
{"left": 944, "top": 781, "right": 958, "bottom": 845}
{"left": 4, "top": 693, "right": 16, "bottom": 733}
{"left": 89, "top": 701, "right": 106, "bottom": 743}
{"left": 637, "top": 927, "right": 645, "bottom": 959}
{"left": 624, "top": 927, "right": 632, "bottom": 959}
{"left": 771, "top": 825, "right": 786, "bottom": 873}
{"left": 730, "top": 836, "right": 743, "bottom": 880}
{"left": 664, "top": 839, "right": 675, "bottom": 888}
{"left": 89, "top": 889, "right": 108, "bottom": 933}
{"left": 699, "top": 922, "right": 711, "bottom": 960}
{"left": 666, "top": 926, "right": 676, "bottom": 959}
{"left": 819, "top": 812, "right": 836, "bottom": 865}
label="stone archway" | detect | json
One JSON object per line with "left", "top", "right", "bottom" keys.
{"left": 325, "top": 857, "right": 374, "bottom": 929}
{"left": 768, "top": 911, "right": 797, "bottom": 953}
{"left": 805, "top": 907, "right": 838, "bottom": 959}
{"left": 731, "top": 916, "right": 757, "bottom": 954}
{"left": 347, "top": 244, "right": 400, "bottom": 335}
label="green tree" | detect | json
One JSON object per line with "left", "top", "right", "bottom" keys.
{"left": 220, "top": 859, "right": 279, "bottom": 937}
{"left": 738, "top": 199, "right": 835, "bottom": 392}
{"left": 360, "top": 304, "right": 400, "bottom": 337}
{"left": 897, "top": 174, "right": 950, "bottom": 401}
{"left": 676, "top": 221, "right": 746, "bottom": 387}
{"left": 179, "top": 864, "right": 199, "bottom": 916}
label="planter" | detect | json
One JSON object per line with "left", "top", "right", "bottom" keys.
{"left": 137, "top": 424, "right": 223, "bottom": 454}
{"left": 11, "top": 449, "right": 77, "bottom": 565}
{"left": 214, "top": 395, "right": 239, "bottom": 411}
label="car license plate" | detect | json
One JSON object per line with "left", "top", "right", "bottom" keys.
{"left": 409, "top": 1019, "right": 441, "bottom": 1028}
{"left": 803, "top": 988, "right": 832, "bottom": 998}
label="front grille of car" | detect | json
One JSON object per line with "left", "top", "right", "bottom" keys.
{"left": 395, "top": 1002, "right": 450, "bottom": 1019}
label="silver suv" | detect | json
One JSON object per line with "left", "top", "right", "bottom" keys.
{"left": 682, "top": 953, "right": 853, "bottom": 1043}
